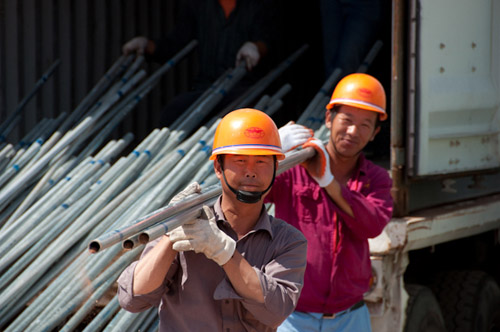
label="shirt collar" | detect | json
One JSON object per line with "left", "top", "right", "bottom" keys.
{"left": 357, "top": 153, "right": 369, "bottom": 176}
{"left": 213, "top": 196, "right": 274, "bottom": 239}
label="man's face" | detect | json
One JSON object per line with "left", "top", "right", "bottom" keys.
{"left": 325, "top": 105, "right": 380, "bottom": 158}
{"left": 215, "top": 154, "right": 275, "bottom": 194}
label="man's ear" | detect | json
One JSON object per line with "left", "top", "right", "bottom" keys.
{"left": 325, "top": 110, "right": 332, "bottom": 129}
{"left": 213, "top": 156, "right": 223, "bottom": 180}
{"left": 370, "top": 126, "right": 381, "bottom": 141}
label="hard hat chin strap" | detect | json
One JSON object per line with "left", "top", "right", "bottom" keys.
{"left": 218, "top": 156, "right": 276, "bottom": 204}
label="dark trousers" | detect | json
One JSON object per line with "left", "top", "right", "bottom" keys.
{"left": 319, "top": 0, "right": 382, "bottom": 78}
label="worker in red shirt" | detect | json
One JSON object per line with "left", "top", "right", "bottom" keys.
{"left": 118, "top": 109, "right": 307, "bottom": 332}
{"left": 268, "top": 73, "right": 393, "bottom": 331}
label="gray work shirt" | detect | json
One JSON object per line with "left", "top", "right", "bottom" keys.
{"left": 118, "top": 196, "right": 307, "bottom": 332}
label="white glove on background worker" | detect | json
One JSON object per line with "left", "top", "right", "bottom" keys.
{"left": 168, "top": 205, "right": 236, "bottom": 266}
{"left": 236, "top": 42, "right": 260, "bottom": 71}
{"left": 122, "top": 36, "right": 149, "bottom": 55}
{"left": 278, "top": 121, "right": 314, "bottom": 153}
{"left": 301, "top": 138, "right": 334, "bottom": 187}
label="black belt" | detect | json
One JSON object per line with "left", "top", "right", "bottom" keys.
{"left": 322, "top": 300, "right": 365, "bottom": 319}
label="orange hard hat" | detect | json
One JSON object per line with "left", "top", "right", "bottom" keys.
{"left": 210, "top": 108, "right": 285, "bottom": 160}
{"left": 326, "top": 73, "right": 387, "bottom": 121}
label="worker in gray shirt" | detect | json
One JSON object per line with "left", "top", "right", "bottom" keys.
{"left": 117, "top": 108, "right": 307, "bottom": 331}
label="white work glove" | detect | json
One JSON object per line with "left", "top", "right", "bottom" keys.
{"left": 301, "top": 138, "right": 334, "bottom": 187}
{"left": 169, "top": 182, "right": 201, "bottom": 205}
{"left": 122, "top": 36, "right": 149, "bottom": 55}
{"left": 236, "top": 42, "right": 260, "bottom": 71}
{"left": 278, "top": 121, "right": 314, "bottom": 153}
{"left": 168, "top": 205, "right": 236, "bottom": 266}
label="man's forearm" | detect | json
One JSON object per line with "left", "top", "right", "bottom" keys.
{"left": 223, "top": 251, "right": 265, "bottom": 303}
{"left": 324, "top": 179, "right": 354, "bottom": 217}
{"left": 133, "top": 235, "right": 176, "bottom": 295}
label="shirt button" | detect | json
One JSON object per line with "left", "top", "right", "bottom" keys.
{"left": 225, "top": 300, "right": 230, "bottom": 304}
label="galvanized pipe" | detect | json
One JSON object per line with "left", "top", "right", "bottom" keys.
{"left": 219, "top": 44, "right": 309, "bottom": 117}
{"left": 297, "top": 68, "right": 342, "bottom": 125}
{"left": 26, "top": 246, "right": 142, "bottom": 332}
{"left": 87, "top": 127, "right": 212, "bottom": 253}
{"left": 0, "top": 243, "right": 83, "bottom": 329}
{"left": 58, "top": 55, "right": 134, "bottom": 133}
{"left": 81, "top": 296, "right": 121, "bottom": 332}
{"left": 0, "top": 133, "right": 132, "bottom": 247}
{"left": 269, "top": 83, "right": 292, "bottom": 106}
{"left": 98, "top": 121, "right": 218, "bottom": 251}
{"left": 0, "top": 42, "right": 196, "bottom": 212}
{"left": 92, "top": 145, "right": 316, "bottom": 252}
{"left": 137, "top": 197, "right": 217, "bottom": 244}
{"left": 168, "top": 67, "right": 234, "bottom": 130}
{"left": 0, "top": 59, "right": 61, "bottom": 138}
{"left": 264, "top": 99, "right": 284, "bottom": 117}
{"left": 0, "top": 145, "right": 146, "bottom": 309}
{"left": 356, "top": 40, "right": 384, "bottom": 74}
{"left": 172, "top": 63, "right": 247, "bottom": 135}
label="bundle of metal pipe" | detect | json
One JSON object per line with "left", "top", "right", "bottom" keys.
{"left": 0, "top": 41, "right": 203, "bottom": 331}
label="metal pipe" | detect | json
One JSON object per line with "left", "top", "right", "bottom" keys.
{"left": 0, "top": 43, "right": 196, "bottom": 213}
{"left": 0, "top": 59, "right": 61, "bottom": 138}
{"left": 0, "top": 145, "right": 148, "bottom": 309}
{"left": 58, "top": 55, "right": 133, "bottom": 133}
{"left": 219, "top": 44, "right": 309, "bottom": 117}
{"left": 169, "top": 67, "right": 235, "bottom": 130}
{"left": 356, "top": 40, "right": 384, "bottom": 73}
{"left": 87, "top": 126, "right": 212, "bottom": 253}
{"left": 268, "top": 83, "right": 292, "bottom": 106}
{"left": 254, "top": 95, "right": 270, "bottom": 110}
{"left": 0, "top": 243, "right": 83, "bottom": 330}
{"left": 0, "top": 139, "right": 156, "bottom": 328}
{"left": 0, "top": 156, "right": 94, "bottom": 243}
{"left": 103, "top": 121, "right": 218, "bottom": 251}
{"left": 264, "top": 99, "right": 284, "bottom": 117}
{"left": 57, "top": 263, "right": 130, "bottom": 332}
{"left": 81, "top": 296, "right": 121, "bottom": 332}
{"left": 0, "top": 132, "right": 131, "bottom": 244}
{"left": 91, "top": 145, "right": 316, "bottom": 252}
{"left": 27, "top": 246, "right": 142, "bottom": 332}
{"left": 138, "top": 197, "right": 217, "bottom": 244}
{"left": 297, "top": 68, "right": 342, "bottom": 125}
{"left": 0, "top": 69, "right": 143, "bottom": 212}
{"left": 173, "top": 63, "right": 247, "bottom": 135}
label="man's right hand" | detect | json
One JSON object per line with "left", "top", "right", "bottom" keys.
{"left": 168, "top": 205, "right": 236, "bottom": 266}
{"left": 122, "top": 36, "right": 150, "bottom": 55}
{"left": 169, "top": 182, "right": 202, "bottom": 205}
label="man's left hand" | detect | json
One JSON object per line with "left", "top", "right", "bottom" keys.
{"left": 301, "top": 138, "right": 334, "bottom": 187}
{"left": 168, "top": 206, "right": 236, "bottom": 266}
{"left": 236, "top": 42, "right": 260, "bottom": 71}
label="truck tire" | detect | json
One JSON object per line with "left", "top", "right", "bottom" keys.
{"left": 432, "top": 270, "right": 500, "bottom": 332}
{"left": 403, "top": 284, "right": 447, "bottom": 332}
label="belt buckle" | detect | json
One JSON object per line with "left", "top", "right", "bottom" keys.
{"left": 322, "top": 313, "right": 336, "bottom": 319}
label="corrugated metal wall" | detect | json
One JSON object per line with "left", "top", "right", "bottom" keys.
{"left": 0, "top": 0, "right": 195, "bottom": 142}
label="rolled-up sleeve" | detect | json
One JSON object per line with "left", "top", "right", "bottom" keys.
{"left": 117, "top": 239, "right": 175, "bottom": 313}
{"left": 252, "top": 237, "right": 307, "bottom": 327}
{"left": 338, "top": 166, "right": 393, "bottom": 239}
